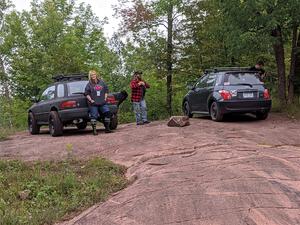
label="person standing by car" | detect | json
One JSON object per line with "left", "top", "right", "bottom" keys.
{"left": 85, "top": 70, "right": 112, "bottom": 134}
{"left": 249, "top": 60, "right": 266, "bottom": 80}
{"left": 130, "top": 71, "right": 150, "bottom": 125}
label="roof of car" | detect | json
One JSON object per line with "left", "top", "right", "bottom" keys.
{"left": 205, "top": 67, "right": 255, "bottom": 73}
{"left": 52, "top": 73, "right": 88, "bottom": 82}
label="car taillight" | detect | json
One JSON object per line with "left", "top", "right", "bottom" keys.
{"left": 106, "top": 96, "right": 117, "bottom": 104}
{"left": 60, "top": 100, "right": 77, "bottom": 109}
{"left": 219, "top": 90, "right": 232, "bottom": 100}
{"left": 263, "top": 89, "right": 270, "bottom": 99}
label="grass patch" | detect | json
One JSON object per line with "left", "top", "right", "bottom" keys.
{"left": 270, "top": 97, "right": 282, "bottom": 113}
{"left": 271, "top": 97, "right": 300, "bottom": 119}
{"left": 284, "top": 103, "right": 300, "bottom": 119}
{"left": 0, "top": 127, "right": 18, "bottom": 141}
{"left": 0, "top": 158, "right": 128, "bottom": 225}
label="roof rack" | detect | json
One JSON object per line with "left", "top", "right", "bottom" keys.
{"left": 205, "top": 67, "right": 251, "bottom": 73}
{"left": 52, "top": 73, "right": 88, "bottom": 82}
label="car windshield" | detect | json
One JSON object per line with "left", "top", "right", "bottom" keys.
{"left": 67, "top": 81, "right": 88, "bottom": 96}
{"left": 223, "top": 73, "right": 263, "bottom": 86}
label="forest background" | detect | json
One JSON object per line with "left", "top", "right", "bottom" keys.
{"left": 1, "top": 0, "right": 300, "bottom": 137}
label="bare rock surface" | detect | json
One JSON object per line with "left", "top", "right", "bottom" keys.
{"left": 1, "top": 113, "right": 300, "bottom": 225}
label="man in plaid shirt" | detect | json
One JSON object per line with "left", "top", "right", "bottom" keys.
{"left": 130, "top": 71, "right": 150, "bottom": 125}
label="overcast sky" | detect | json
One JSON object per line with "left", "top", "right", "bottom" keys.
{"left": 11, "top": 0, "right": 120, "bottom": 38}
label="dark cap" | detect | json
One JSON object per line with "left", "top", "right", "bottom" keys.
{"left": 257, "top": 60, "right": 264, "bottom": 66}
{"left": 134, "top": 71, "right": 143, "bottom": 75}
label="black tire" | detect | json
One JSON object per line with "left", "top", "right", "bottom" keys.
{"left": 210, "top": 101, "right": 223, "bottom": 122}
{"left": 256, "top": 111, "right": 268, "bottom": 120}
{"left": 49, "top": 111, "right": 63, "bottom": 137}
{"left": 76, "top": 122, "right": 87, "bottom": 130}
{"left": 28, "top": 112, "right": 40, "bottom": 135}
{"left": 183, "top": 101, "right": 193, "bottom": 118}
{"left": 110, "top": 114, "right": 118, "bottom": 130}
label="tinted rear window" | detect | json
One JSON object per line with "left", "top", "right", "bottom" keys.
{"left": 67, "top": 81, "right": 88, "bottom": 96}
{"left": 223, "top": 73, "right": 262, "bottom": 85}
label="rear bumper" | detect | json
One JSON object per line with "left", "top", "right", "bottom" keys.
{"left": 59, "top": 108, "right": 89, "bottom": 122}
{"left": 217, "top": 99, "right": 272, "bottom": 114}
{"left": 59, "top": 105, "right": 118, "bottom": 123}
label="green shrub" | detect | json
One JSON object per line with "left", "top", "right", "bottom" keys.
{"left": 0, "top": 158, "right": 127, "bottom": 225}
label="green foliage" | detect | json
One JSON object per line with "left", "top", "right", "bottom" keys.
{"left": 0, "top": 97, "right": 30, "bottom": 129}
{"left": 0, "top": 128, "right": 16, "bottom": 141}
{"left": 0, "top": 158, "right": 127, "bottom": 225}
{"left": 283, "top": 101, "right": 300, "bottom": 119}
{"left": 3, "top": 0, "right": 118, "bottom": 99}
{"left": 0, "top": 96, "right": 30, "bottom": 140}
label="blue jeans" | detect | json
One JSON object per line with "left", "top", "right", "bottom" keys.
{"left": 132, "top": 99, "right": 147, "bottom": 123}
{"left": 89, "top": 104, "right": 110, "bottom": 121}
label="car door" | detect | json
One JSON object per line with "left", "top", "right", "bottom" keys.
{"left": 199, "top": 73, "right": 217, "bottom": 112}
{"left": 188, "top": 75, "right": 208, "bottom": 112}
{"left": 34, "top": 85, "right": 56, "bottom": 123}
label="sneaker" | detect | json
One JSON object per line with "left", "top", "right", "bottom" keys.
{"left": 143, "top": 121, "right": 151, "bottom": 124}
{"left": 137, "top": 122, "right": 144, "bottom": 125}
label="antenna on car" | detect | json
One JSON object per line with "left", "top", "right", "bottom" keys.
{"left": 52, "top": 73, "right": 88, "bottom": 82}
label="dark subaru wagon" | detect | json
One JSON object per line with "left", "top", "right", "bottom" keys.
{"left": 182, "top": 68, "right": 272, "bottom": 121}
{"left": 28, "top": 74, "right": 127, "bottom": 136}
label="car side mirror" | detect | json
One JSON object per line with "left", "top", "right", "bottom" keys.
{"left": 31, "top": 96, "right": 39, "bottom": 103}
{"left": 31, "top": 87, "right": 41, "bottom": 103}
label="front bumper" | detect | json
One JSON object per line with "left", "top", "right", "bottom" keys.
{"left": 217, "top": 99, "right": 272, "bottom": 114}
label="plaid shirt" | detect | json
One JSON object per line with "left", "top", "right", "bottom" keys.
{"left": 130, "top": 80, "right": 150, "bottom": 102}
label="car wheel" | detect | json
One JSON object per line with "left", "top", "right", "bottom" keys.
{"left": 183, "top": 101, "right": 193, "bottom": 118}
{"left": 256, "top": 111, "right": 268, "bottom": 120}
{"left": 49, "top": 111, "right": 63, "bottom": 137}
{"left": 28, "top": 112, "right": 40, "bottom": 135}
{"left": 210, "top": 102, "right": 223, "bottom": 122}
{"left": 110, "top": 114, "right": 118, "bottom": 130}
{"left": 76, "top": 122, "right": 87, "bottom": 130}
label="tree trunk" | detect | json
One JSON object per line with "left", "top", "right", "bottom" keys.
{"left": 293, "top": 29, "right": 300, "bottom": 100}
{"left": 166, "top": 3, "right": 173, "bottom": 116}
{"left": 0, "top": 56, "right": 10, "bottom": 98}
{"left": 0, "top": 55, "right": 13, "bottom": 128}
{"left": 287, "top": 26, "right": 298, "bottom": 103}
{"left": 272, "top": 26, "right": 286, "bottom": 106}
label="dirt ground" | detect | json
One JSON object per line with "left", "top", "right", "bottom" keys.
{"left": 1, "top": 113, "right": 300, "bottom": 225}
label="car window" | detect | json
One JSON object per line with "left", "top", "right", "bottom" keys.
{"left": 195, "top": 75, "right": 208, "bottom": 88}
{"left": 40, "top": 86, "right": 55, "bottom": 101}
{"left": 57, "top": 84, "right": 65, "bottom": 98}
{"left": 223, "top": 73, "right": 263, "bottom": 85}
{"left": 215, "top": 74, "right": 223, "bottom": 86}
{"left": 206, "top": 74, "right": 216, "bottom": 87}
{"left": 67, "top": 81, "right": 88, "bottom": 96}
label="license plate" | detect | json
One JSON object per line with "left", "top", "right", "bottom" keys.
{"left": 243, "top": 92, "right": 254, "bottom": 98}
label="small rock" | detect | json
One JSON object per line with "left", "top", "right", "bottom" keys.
{"left": 128, "top": 174, "right": 138, "bottom": 185}
{"left": 18, "top": 190, "right": 31, "bottom": 200}
{"left": 167, "top": 116, "right": 190, "bottom": 127}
